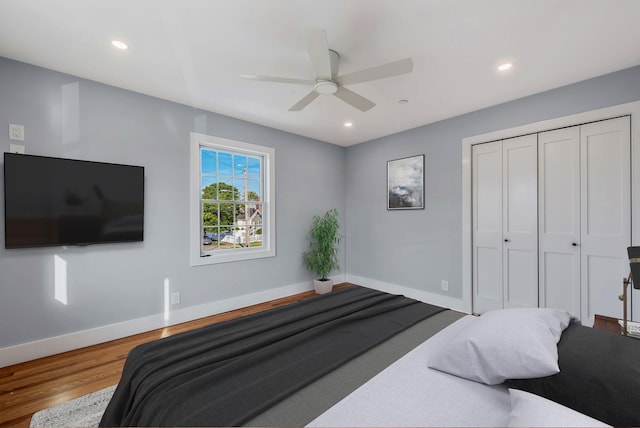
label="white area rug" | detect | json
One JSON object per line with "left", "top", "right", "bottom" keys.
{"left": 29, "top": 385, "right": 116, "bottom": 428}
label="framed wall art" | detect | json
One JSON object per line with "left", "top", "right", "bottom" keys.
{"left": 387, "top": 154, "right": 424, "bottom": 210}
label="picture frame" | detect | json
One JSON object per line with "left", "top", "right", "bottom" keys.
{"left": 387, "top": 154, "right": 424, "bottom": 210}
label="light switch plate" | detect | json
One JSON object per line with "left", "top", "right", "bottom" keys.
{"left": 9, "top": 124, "right": 25, "bottom": 141}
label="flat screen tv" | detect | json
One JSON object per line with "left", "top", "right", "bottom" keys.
{"left": 4, "top": 153, "right": 144, "bottom": 248}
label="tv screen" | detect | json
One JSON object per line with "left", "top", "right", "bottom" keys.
{"left": 4, "top": 153, "right": 144, "bottom": 248}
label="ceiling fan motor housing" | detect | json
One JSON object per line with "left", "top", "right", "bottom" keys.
{"left": 314, "top": 80, "right": 338, "bottom": 94}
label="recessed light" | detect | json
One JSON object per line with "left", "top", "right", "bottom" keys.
{"left": 498, "top": 63, "right": 513, "bottom": 71}
{"left": 398, "top": 99, "right": 409, "bottom": 104}
{"left": 344, "top": 122, "right": 353, "bottom": 128}
{"left": 111, "top": 40, "right": 129, "bottom": 50}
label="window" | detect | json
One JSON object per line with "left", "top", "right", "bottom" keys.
{"left": 190, "top": 133, "right": 275, "bottom": 265}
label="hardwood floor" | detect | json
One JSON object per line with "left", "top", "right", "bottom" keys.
{"left": 0, "top": 283, "right": 352, "bottom": 428}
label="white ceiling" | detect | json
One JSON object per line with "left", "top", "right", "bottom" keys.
{"left": 1, "top": 0, "right": 639, "bottom": 147}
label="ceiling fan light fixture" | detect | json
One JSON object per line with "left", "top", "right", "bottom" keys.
{"left": 314, "top": 80, "right": 338, "bottom": 95}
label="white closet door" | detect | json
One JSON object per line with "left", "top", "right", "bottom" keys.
{"left": 538, "top": 127, "right": 581, "bottom": 317}
{"left": 472, "top": 141, "right": 503, "bottom": 313}
{"left": 502, "top": 135, "right": 538, "bottom": 308}
{"left": 580, "top": 116, "right": 631, "bottom": 324}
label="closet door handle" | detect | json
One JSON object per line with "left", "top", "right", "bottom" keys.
{"left": 504, "top": 239, "right": 510, "bottom": 242}
{"left": 572, "top": 242, "right": 578, "bottom": 246}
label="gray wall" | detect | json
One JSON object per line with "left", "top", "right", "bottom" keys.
{"left": 3, "top": 54, "right": 640, "bottom": 350}
{"left": 345, "top": 65, "right": 640, "bottom": 300}
{"left": 0, "top": 57, "right": 346, "bottom": 348}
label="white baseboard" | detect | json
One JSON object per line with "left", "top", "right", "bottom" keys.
{"left": 0, "top": 280, "right": 325, "bottom": 368}
{"left": 346, "top": 274, "right": 471, "bottom": 313}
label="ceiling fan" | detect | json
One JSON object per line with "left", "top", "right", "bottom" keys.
{"left": 240, "top": 29, "right": 413, "bottom": 112}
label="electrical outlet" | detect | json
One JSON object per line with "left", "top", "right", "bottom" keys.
{"left": 9, "top": 124, "right": 25, "bottom": 141}
{"left": 441, "top": 280, "right": 449, "bottom": 292}
{"left": 170, "top": 291, "right": 181, "bottom": 305}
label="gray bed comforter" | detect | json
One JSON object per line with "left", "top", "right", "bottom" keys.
{"left": 100, "top": 286, "right": 445, "bottom": 427}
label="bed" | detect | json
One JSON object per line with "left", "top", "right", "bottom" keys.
{"left": 100, "top": 286, "right": 640, "bottom": 427}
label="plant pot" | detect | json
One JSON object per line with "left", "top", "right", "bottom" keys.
{"left": 314, "top": 279, "right": 334, "bottom": 294}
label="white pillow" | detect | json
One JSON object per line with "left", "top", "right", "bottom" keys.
{"left": 508, "top": 389, "right": 610, "bottom": 427}
{"left": 428, "top": 308, "right": 571, "bottom": 385}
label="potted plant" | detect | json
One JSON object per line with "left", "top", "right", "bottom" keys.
{"left": 303, "top": 208, "right": 342, "bottom": 294}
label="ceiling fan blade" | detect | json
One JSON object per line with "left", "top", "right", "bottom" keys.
{"left": 335, "top": 58, "right": 413, "bottom": 86}
{"left": 305, "top": 28, "right": 332, "bottom": 80}
{"left": 289, "top": 90, "right": 320, "bottom": 111}
{"left": 240, "top": 74, "right": 315, "bottom": 86}
{"left": 334, "top": 87, "right": 375, "bottom": 112}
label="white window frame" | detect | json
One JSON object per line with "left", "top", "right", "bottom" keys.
{"left": 190, "top": 132, "right": 275, "bottom": 266}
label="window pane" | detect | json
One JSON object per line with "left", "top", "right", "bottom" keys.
{"left": 202, "top": 226, "right": 216, "bottom": 252}
{"left": 247, "top": 157, "right": 261, "bottom": 180}
{"left": 201, "top": 177, "right": 217, "bottom": 200}
{"left": 218, "top": 179, "right": 234, "bottom": 201}
{"left": 218, "top": 226, "right": 234, "bottom": 249}
{"left": 202, "top": 203, "right": 219, "bottom": 226}
{"left": 245, "top": 202, "right": 259, "bottom": 219}
{"left": 218, "top": 152, "right": 233, "bottom": 177}
{"left": 207, "top": 227, "right": 221, "bottom": 252}
{"left": 219, "top": 203, "right": 235, "bottom": 225}
{"left": 201, "top": 149, "right": 217, "bottom": 174}
{"left": 234, "top": 155, "right": 247, "bottom": 178}
{"left": 235, "top": 225, "right": 247, "bottom": 247}
{"left": 247, "top": 179, "right": 260, "bottom": 201}
{"left": 233, "top": 178, "right": 246, "bottom": 201}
